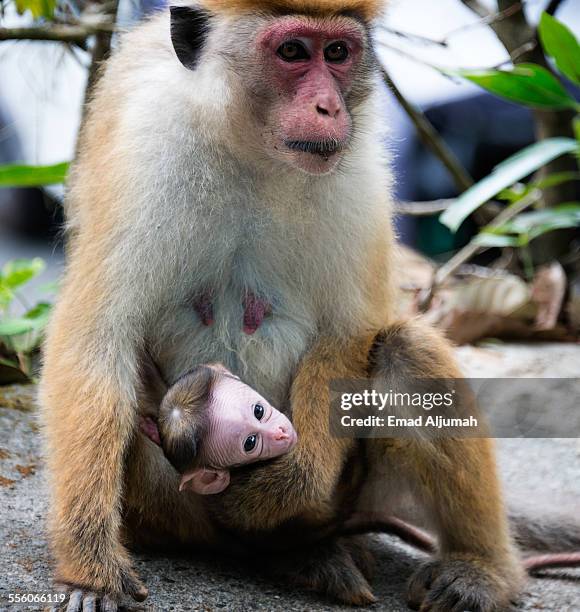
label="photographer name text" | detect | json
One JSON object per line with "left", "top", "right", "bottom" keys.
{"left": 340, "top": 414, "right": 478, "bottom": 428}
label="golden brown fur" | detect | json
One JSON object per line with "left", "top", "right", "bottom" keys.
{"left": 199, "top": 0, "right": 383, "bottom": 20}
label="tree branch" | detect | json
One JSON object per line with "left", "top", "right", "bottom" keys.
{"left": 382, "top": 69, "right": 503, "bottom": 224}
{"left": 0, "top": 23, "right": 113, "bottom": 44}
{"left": 377, "top": 5, "right": 525, "bottom": 51}
{"left": 83, "top": 1, "right": 120, "bottom": 108}
{"left": 382, "top": 70, "right": 474, "bottom": 193}
{"left": 459, "top": 0, "right": 491, "bottom": 18}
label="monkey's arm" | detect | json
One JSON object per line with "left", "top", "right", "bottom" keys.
{"left": 215, "top": 333, "right": 373, "bottom": 532}
{"left": 40, "top": 265, "right": 148, "bottom": 606}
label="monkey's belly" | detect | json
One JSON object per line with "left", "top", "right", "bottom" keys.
{"left": 151, "top": 298, "right": 314, "bottom": 407}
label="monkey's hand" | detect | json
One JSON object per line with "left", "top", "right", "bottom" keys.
{"left": 53, "top": 565, "right": 148, "bottom": 612}
{"left": 407, "top": 555, "right": 523, "bottom": 612}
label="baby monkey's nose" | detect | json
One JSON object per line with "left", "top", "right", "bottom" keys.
{"left": 274, "top": 425, "right": 289, "bottom": 441}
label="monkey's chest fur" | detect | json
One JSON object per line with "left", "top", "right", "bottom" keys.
{"left": 146, "top": 207, "right": 322, "bottom": 408}
{"left": 136, "top": 146, "right": 381, "bottom": 411}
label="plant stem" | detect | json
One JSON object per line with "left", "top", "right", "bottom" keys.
{"left": 432, "top": 189, "right": 542, "bottom": 287}
{"left": 382, "top": 70, "right": 500, "bottom": 224}
{"left": 382, "top": 70, "right": 474, "bottom": 193}
{"left": 84, "top": 1, "right": 120, "bottom": 105}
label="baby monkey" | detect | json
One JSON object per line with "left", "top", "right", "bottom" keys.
{"left": 141, "top": 363, "right": 297, "bottom": 495}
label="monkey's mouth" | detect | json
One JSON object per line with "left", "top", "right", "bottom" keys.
{"left": 284, "top": 139, "right": 344, "bottom": 158}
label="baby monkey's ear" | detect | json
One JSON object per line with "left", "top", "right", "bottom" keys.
{"left": 179, "top": 467, "right": 230, "bottom": 495}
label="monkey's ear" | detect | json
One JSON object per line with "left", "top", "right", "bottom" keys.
{"left": 179, "top": 467, "right": 230, "bottom": 495}
{"left": 170, "top": 6, "right": 212, "bottom": 71}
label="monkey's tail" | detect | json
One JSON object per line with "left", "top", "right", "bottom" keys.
{"left": 340, "top": 515, "right": 437, "bottom": 554}
{"left": 509, "top": 510, "right": 580, "bottom": 571}
{"left": 340, "top": 511, "right": 580, "bottom": 573}
{"left": 509, "top": 510, "right": 580, "bottom": 553}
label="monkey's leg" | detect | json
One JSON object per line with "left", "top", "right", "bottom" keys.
{"left": 41, "top": 291, "right": 147, "bottom": 610}
{"left": 368, "top": 320, "right": 525, "bottom": 612}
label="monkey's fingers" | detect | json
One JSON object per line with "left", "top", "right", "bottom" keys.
{"left": 50, "top": 579, "right": 139, "bottom": 612}
{"left": 524, "top": 552, "right": 580, "bottom": 572}
{"left": 101, "top": 595, "right": 119, "bottom": 612}
{"left": 52, "top": 563, "right": 146, "bottom": 610}
{"left": 407, "top": 558, "right": 513, "bottom": 612}
{"left": 340, "top": 535, "right": 377, "bottom": 583}
{"left": 65, "top": 589, "right": 82, "bottom": 612}
{"left": 53, "top": 589, "right": 114, "bottom": 612}
{"left": 121, "top": 566, "right": 149, "bottom": 602}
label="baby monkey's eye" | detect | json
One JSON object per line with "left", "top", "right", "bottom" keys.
{"left": 244, "top": 435, "right": 257, "bottom": 453}
{"left": 254, "top": 403, "right": 265, "bottom": 420}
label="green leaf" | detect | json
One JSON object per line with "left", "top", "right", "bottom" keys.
{"left": 455, "top": 64, "right": 578, "bottom": 110}
{"left": 0, "top": 285, "right": 14, "bottom": 309}
{"left": 0, "top": 318, "right": 36, "bottom": 336}
{"left": 497, "top": 184, "right": 527, "bottom": 202}
{"left": 574, "top": 116, "right": 580, "bottom": 143}
{"left": 24, "top": 302, "right": 51, "bottom": 323}
{"left": 532, "top": 171, "right": 580, "bottom": 190}
{"left": 38, "top": 280, "right": 59, "bottom": 294}
{"left": 0, "top": 302, "right": 51, "bottom": 336}
{"left": 14, "top": 0, "right": 56, "bottom": 18}
{"left": 472, "top": 233, "right": 522, "bottom": 248}
{"left": 502, "top": 203, "right": 580, "bottom": 235}
{"left": 440, "top": 138, "right": 580, "bottom": 232}
{"left": 2, "top": 258, "right": 45, "bottom": 290}
{"left": 539, "top": 13, "right": 580, "bottom": 86}
{"left": 0, "top": 162, "right": 69, "bottom": 187}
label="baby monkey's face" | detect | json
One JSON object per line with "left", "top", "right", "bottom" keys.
{"left": 203, "top": 373, "right": 297, "bottom": 468}
{"left": 158, "top": 364, "right": 298, "bottom": 494}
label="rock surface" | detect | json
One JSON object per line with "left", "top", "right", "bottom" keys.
{"left": 1, "top": 344, "right": 579, "bottom": 611}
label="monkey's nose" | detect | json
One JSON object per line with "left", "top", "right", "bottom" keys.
{"left": 315, "top": 95, "right": 341, "bottom": 119}
{"left": 274, "top": 426, "right": 290, "bottom": 441}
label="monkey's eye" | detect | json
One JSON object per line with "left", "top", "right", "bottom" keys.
{"left": 253, "top": 403, "right": 265, "bottom": 420}
{"left": 244, "top": 434, "right": 258, "bottom": 453}
{"left": 277, "top": 41, "right": 309, "bottom": 62}
{"left": 324, "top": 42, "right": 349, "bottom": 63}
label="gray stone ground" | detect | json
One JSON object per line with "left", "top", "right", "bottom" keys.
{"left": 0, "top": 344, "right": 579, "bottom": 612}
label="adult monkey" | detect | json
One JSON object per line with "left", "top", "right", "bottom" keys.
{"left": 41, "top": 0, "right": 526, "bottom": 610}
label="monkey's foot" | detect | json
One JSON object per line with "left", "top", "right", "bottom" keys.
{"left": 340, "top": 534, "right": 377, "bottom": 583}
{"left": 276, "top": 539, "right": 377, "bottom": 606}
{"left": 50, "top": 588, "right": 119, "bottom": 612}
{"left": 51, "top": 570, "right": 148, "bottom": 612}
{"left": 407, "top": 557, "right": 520, "bottom": 612}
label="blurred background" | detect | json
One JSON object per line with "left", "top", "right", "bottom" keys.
{"left": 0, "top": 0, "right": 579, "bottom": 381}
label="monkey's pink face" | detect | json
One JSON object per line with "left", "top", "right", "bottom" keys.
{"left": 256, "top": 17, "right": 366, "bottom": 175}
{"left": 204, "top": 375, "right": 297, "bottom": 469}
